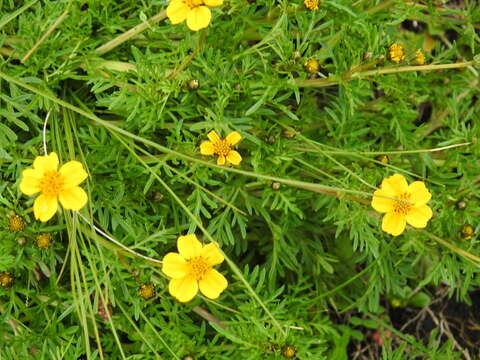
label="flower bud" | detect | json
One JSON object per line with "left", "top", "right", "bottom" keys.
{"left": 139, "top": 284, "right": 156, "bottom": 300}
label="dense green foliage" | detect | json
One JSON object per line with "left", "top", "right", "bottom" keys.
{"left": 0, "top": 0, "right": 479, "bottom": 358}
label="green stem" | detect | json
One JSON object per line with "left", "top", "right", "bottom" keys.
{"left": 295, "top": 61, "right": 474, "bottom": 88}
{"left": 94, "top": 10, "right": 167, "bottom": 56}
{"left": 0, "top": 70, "right": 372, "bottom": 200}
{"left": 419, "top": 229, "right": 480, "bottom": 266}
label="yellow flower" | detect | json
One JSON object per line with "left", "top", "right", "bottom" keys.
{"left": 388, "top": 43, "right": 405, "bottom": 63}
{"left": 371, "top": 174, "right": 433, "bottom": 236}
{"left": 304, "top": 0, "right": 319, "bottom": 10}
{"left": 200, "top": 130, "right": 242, "bottom": 166}
{"left": 19, "top": 152, "right": 88, "bottom": 222}
{"left": 162, "top": 234, "right": 228, "bottom": 303}
{"left": 166, "top": 0, "right": 223, "bottom": 32}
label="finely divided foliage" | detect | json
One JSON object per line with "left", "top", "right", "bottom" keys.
{"left": 0, "top": 0, "right": 479, "bottom": 359}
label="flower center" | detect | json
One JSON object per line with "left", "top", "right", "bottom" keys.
{"left": 39, "top": 171, "right": 64, "bottom": 197}
{"left": 183, "top": 0, "right": 204, "bottom": 8}
{"left": 213, "top": 139, "right": 231, "bottom": 157}
{"left": 393, "top": 193, "right": 412, "bottom": 215}
{"left": 188, "top": 256, "right": 211, "bottom": 280}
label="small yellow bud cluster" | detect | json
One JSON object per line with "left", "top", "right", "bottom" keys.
{"left": 36, "top": 233, "right": 53, "bottom": 249}
{"left": 388, "top": 43, "right": 426, "bottom": 65}
{"left": 282, "top": 345, "right": 296, "bottom": 358}
{"left": 460, "top": 224, "right": 475, "bottom": 240}
{"left": 0, "top": 272, "right": 14, "bottom": 288}
{"left": 414, "top": 49, "right": 425, "bottom": 65}
{"left": 304, "top": 0, "right": 319, "bottom": 10}
{"left": 304, "top": 58, "right": 320, "bottom": 74}
{"left": 139, "top": 284, "right": 156, "bottom": 300}
{"left": 8, "top": 214, "right": 26, "bottom": 232}
{"left": 388, "top": 43, "right": 405, "bottom": 63}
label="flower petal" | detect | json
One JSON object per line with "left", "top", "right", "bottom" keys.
{"left": 186, "top": 6, "right": 211, "bottom": 31}
{"left": 19, "top": 169, "right": 42, "bottom": 195}
{"left": 226, "top": 150, "right": 242, "bottom": 165}
{"left": 217, "top": 155, "right": 226, "bottom": 166}
{"left": 371, "top": 189, "right": 394, "bottom": 213}
{"left": 381, "top": 212, "right": 406, "bottom": 237}
{"left": 405, "top": 205, "right": 433, "bottom": 229}
{"left": 177, "top": 234, "right": 202, "bottom": 259}
{"left": 200, "top": 141, "right": 215, "bottom": 155}
{"left": 166, "top": 0, "right": 190, "bottom": 24}
{"left": 226, "top": 131, "right": 241, "bottom": 146}
{"left": 382, "top": 173, "right": 408, "bottom": 195}
{"left": 162, "top": 252, "right": 189, "bottom": 279}
{"left": 59, "top": 187, "right": 88, "bottom": 211}
{"left": 200, "top": 243, "right": 224, "bottom": 266}
{"left": 59, "top": 161, "right": 88, "bottom": 189}
{"left": 204, "top": 0, "right": 223, "bottom": 7}
{"left": 199, "top": 269, "right": 228, "bottom": 299}
{"left": 33, "top": 194, "right": 58, "bottom": 222}
{"left": 207, "top": 130, "right": 220, "bottom": 143}
{"left": 408, "top": 181, "right": 431, "bottom": 206}
{"left": 169, "top": 276, "right": 198, "bottom": 302}
{"left": 33, "top": 152, "right": 59, "bottom": 173}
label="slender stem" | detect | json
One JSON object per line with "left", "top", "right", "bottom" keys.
{"left": 295, "top": 61, "right": 474, "bottom": 88}
{"left": 0, "top": 69, "right": 373, "bottom": 200}
{"left": 419, "top": 230, "right": 480, "bottom": 266}
{"left": 21, "top": 9, "right": 69, "bottom": 63}
{"left": 42, "top": 110, "right": 51, "bottom": 155}
{"left": 0, "top": 0, "right": 39, "bottom": 30}
{"left": 94, "top": 10, "right": 166, "bottom": 56}
{"left": 295, "top": 142, "right": 471, "bottom": 155}
{"left": 77, "top": 212, "right": 163, "bottom": 265}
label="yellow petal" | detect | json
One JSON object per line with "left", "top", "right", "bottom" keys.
{"left": 381, "top": 212, "right": 406, "bottom": 237}
{"left": 162, "top": 252, "right": 189, "bottom": 279}
{"left": 204, "top": 0, "right": 223, "bottom": 7}
{"left": 408, "top": 181, "right": 431, "bottom": 206}
{"left": 200, "top": 243, "right": 224, "bottom": 266}
{"left": 200, "top": 141, "right": 215, "bottom": 155}
{"left": 405, "top": 205, "right": 433, "bottom": 229}
{"left": 198, "top": 269, "right": 227, "bottom": 299}
{"left": 217, "top": 155, "right": 226, "bottom": 166}
{"left": 169, "top": 276, "right": 198, "bottom": 302}
{"left": 382, "top": 173, "right": 408, "bottom": 195}
{"left": 177, "top": 234, "right": 202, "bottom": 259}
{"left": 19, "top": 169, "right": 42, "bottom": 195}
{"left": 33, "top": 194, "right": 58, "bottom": 222}
{"left": 371, "top": 189, "right": 394, "bottom": 213}
{"left": 166, "top": 0, "right": 190, "bottom": 24}
{"left": 186, "top": 6, "right": 211, "bottom": 31}
{"left": 226, "top": 131, "right": 241, "bottom": 146}
{"left": 58, "top": 187, "right": 88, "bottom": 211}
{"left": 33, "top": 152, "right": 59, "bottom": 173}
{"left": 207, "top": 130, "right": 220, "bottom": 143}
{"left": 226, "top": 150, "right": 242, "bottom": 165}
{"left": 59, "top": 161, "right": 88, "bottom": 189}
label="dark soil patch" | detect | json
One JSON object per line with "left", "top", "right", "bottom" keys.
{"left": 348, "top": 287, "right": 480, "bottom": 359}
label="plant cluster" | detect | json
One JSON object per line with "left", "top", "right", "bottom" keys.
{"left": 0, "top": 0, "right": 479, "bottom": 359}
